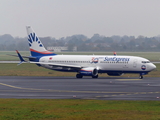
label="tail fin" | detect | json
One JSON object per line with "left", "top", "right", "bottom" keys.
{"left": 26, "top": 26, "right": 56, "bottom": 56}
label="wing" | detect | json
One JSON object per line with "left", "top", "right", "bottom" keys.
{"left": 30, "top": 62, "right": 82, "bottom": 69}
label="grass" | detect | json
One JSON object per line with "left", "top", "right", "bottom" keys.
{"left": 0, "top": 99, "right": 160, "bottom": 120}
{"left": 0, "top": 63, "right": 76, "bottom": 76}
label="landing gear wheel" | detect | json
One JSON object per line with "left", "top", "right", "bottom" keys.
{"left": 92, "top": 75, "right": 98, "bottom": 78}
{"left": 76, "top": 74, "right": 83, "bottom": 78}
{"left": 139, "top": 75, "right": 143, "bottom": 79}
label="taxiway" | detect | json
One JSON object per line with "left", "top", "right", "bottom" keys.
{"left": 0, "top": 76, "right": 160, "bottom": 100}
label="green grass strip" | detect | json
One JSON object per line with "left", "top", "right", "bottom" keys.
{"left": 0, "top": 99, "right": 160, "bottom": 120}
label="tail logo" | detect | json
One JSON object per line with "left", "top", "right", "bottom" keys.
{"left": 28, "top": 33, "right": 43, "bottom": 47}
{"left": 91, "top": 57, "right": 99, "bottom": 63}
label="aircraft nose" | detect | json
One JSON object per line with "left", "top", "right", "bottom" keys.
{"left": 150, "top": 63, "right": 156, "bottom": 71}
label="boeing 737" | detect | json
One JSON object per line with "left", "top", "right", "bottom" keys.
{"left": 15, "top": 26, "right": 156, "bottom": 79}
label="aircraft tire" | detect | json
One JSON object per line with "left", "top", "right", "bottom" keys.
{"left": 139, "top": 75, "right": 143, "bottom": 79}
{"left": 76, "top": 74, "right": 83, "bottom": 78}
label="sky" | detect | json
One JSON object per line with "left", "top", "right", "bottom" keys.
{"left": 0, "top": 0, "right": 160, "bottom": 38}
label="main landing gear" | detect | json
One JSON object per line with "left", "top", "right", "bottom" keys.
{"left": 76, "top": 74, "right": 99, "bottom": 78}
{"left": 76, "top": 74, "right": 83, "bottom": 78}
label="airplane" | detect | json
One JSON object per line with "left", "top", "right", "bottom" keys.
{"left": 15, "top": 26, "right": 156, "bottom": 79}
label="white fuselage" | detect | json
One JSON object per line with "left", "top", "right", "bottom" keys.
{"left": 38, "top": 55, "right": 156, "bottom": 74}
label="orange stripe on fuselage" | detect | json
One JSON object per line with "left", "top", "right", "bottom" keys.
{"left": 30, "top": 48, "right": 54, "bottom": 54}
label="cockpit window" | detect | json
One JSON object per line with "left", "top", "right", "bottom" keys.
{"left": 142, "top": 61, "right": 150, "bottom": 63}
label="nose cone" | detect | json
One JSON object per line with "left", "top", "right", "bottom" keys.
{"left": 150, "top": 63, "right": 156, "bottom": 71}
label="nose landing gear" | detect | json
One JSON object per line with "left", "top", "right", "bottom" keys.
{"left": 139, "top": 75, "right": 143, "bottom": 79}
{"left": 139, "top": 72, "right": 148, "bottom": 79}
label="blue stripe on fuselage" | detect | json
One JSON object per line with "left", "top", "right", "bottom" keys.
{"left": 31, "top": 51, "right": 57, "bottom": 57}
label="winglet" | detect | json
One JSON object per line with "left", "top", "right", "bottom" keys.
{"left": 16, "top": 50, "right": 25, "bottom": 65}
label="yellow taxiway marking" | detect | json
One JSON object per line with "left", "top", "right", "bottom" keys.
{"left": 0, "top": 83, "right": 43, "bottom": 91}
{"left": 1, "top": 82, "right": 160, "bottom": 98}
{"left": 0, "top": 82, "right": 127, "bottom": 94}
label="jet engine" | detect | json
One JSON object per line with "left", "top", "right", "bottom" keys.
{"left": 79, "top": 67, "right": 98, "bottom": 76}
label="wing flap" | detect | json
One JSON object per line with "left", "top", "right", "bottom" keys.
{"left": 30, "top": 62, "right": 82, "bottom": 69}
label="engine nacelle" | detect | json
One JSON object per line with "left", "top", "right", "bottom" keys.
{"left": 107, "top": 72, "right": 123, "bottom": 76}
{"left": 79, "top": 67, "right": 98, "bottom": 76}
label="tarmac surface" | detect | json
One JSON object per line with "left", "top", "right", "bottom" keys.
{"left": 0, "top": 76, "right": 160, "bottom": 100}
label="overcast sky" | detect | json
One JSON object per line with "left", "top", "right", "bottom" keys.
{"left": 0, "top": 0, "right": 160, "bottom": 38}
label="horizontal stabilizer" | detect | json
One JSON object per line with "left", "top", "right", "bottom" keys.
{"left": 8, "top": 54, "right": 37, "bottom": 60}
{"left": 15, "top": 50, "right": 26, "bottom": 65}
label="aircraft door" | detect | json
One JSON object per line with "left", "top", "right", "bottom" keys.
{"left": 133, "top": 59, "right": 137, "bottom": 68}
{"left": 123, "top": 62, "right": 128, "bottom": 68}
{"left": 40, "top": 58, "right": 48, "bottom": 68}
{"left": 41, "top": 58, "right": 47, "bottom": 62}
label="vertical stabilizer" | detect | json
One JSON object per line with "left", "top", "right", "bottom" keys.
{"left": 26, "top": 26, "right": 56, "bottom": 56}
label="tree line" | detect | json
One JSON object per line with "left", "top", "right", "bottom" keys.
{"left": 0, "top": 33, "right": 160, "bottom": 51}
